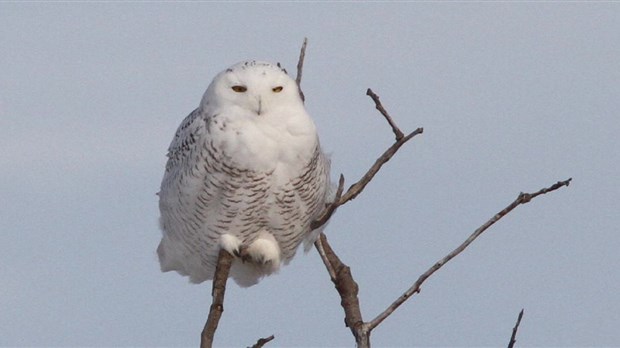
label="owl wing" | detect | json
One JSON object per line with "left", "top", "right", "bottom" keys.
{"left": 161, "top": 108, "right": 203, "bottom": 182}
{"left": 158, "top": 107, "right": 272, "bottom": 283}
{"left": 157, "top": 108, "right": 213, "bottom": 276}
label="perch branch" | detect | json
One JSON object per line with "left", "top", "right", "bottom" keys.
{"left": 507, "top": 309, "right": 525, "bottom": 348}
{"left": 201, "top": 249, "right": 234, "bottom": 348}
{"left": 367, "top": 178, "right": 572, "bottom": 330}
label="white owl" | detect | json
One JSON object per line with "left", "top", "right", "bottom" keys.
{"left": 157, "top": 61, "right": 332, "bottom": 287}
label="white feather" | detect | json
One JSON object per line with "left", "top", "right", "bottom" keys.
{"left": 157, "top": 61, "right": 331, "bottom": 287}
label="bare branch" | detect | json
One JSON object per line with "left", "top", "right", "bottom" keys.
{"left": 295, "top": 38, "right": 566, "bottom": 347}
{"left": 368, "top": 178, "right": 572, "bottom": 330}
{"left": 311, "top": 174, "right": 345, "bottom": 230}
{"left": 295, "top": 37, "right": 308, "bottom": 102}
{"left": 333, "top": 88, "right": 422, "bottom": 205}
{"left": 507, "top": 309, "right": 525, "bottom": 348}
{"left": 201, "top": 249, "right": 234, "bottom": 348}
{"left": 316, "top": 233, "right": 369, "bottom": 347}
{"left": 314, "top": 232, "right": 337, "bottom": 280}
{"left": 366, "top": 88, "right": 405, "bottom": 141}
{"left": 519, "top": 178, "right": 572, "bottom": 202}
{"left": 249, "top": 335, "right": 275, "bottom": 348}
{"left": 339, "top": 127, "right": 423, "bottom": 205}
{"left": 309, "top": 85, "right": 421, "bottom": 347}
{"left": 306, "top": 88, "right": 422, "bottom": 224}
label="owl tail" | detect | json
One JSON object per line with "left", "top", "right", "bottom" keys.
{"left": 157, "top": 236, "right": 187, "bottom": 275}
{"left": 229, "top": 262, "right": 272, "bottom": 287}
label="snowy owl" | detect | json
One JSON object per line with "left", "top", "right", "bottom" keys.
{"left": 157, "top": 61, "right": 332, "bottom": 287}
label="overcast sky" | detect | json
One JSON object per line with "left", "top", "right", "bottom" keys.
{"left": 1, "top": 3, "right": 619, "bottom": 347}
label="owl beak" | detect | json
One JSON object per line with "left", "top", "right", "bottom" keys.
{"left": 256, "top": 97, "right": 262, "bottom": 116}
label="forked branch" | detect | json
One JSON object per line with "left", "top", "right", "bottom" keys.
{"left": 339, "top": 126, "right": 422, "bottom": 205}
{"left": 299, "top": 45, "right": 423, "bottom": 348}
{"left": 314, "top": 233, "right": 369, "bottom": 347}
{"left": 298, "top": 39, "right": 571, "bottom": 347}
{"left": 200, "top": 38, "right": 571, "bottom": 348}
{"left": 368, "top": 178, "right": 571, "bottom": 331}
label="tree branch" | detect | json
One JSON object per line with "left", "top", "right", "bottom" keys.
{"left": 367, "top": 178, "right": 572, "bottom": 330}
{"left": 339, "top": 127, "right": 422, "bottom": 205}
{"left": 314, "top": 232, "right": 337, "bottom": 280}
{"left": 290, "top": 38, "right": 420, "bottom": 347}
{"left": 316, "top": 233, "right": 369, "bottom": 347}
{"left": 507, "top": 309, "right": 525, "bottom": 348}
{"left": 366, "top": 88, "right": 404, "bottom": 141}
{"left": 311, "top": 174, "right": 345, "bottom": 230}
{"left": 295, "top": 37, "right": 308, "bottom": 102}
{"left": 249, "top": 335, "right": 276, "bottom": 348}
{"left": 310, "top": 93, "right": 423, "bottom": 230}
{"left": 294, "top": 37, "right": 566, "bottom": 348}
{"left": 201, "top": 249, "right": 234, "bottom": 348}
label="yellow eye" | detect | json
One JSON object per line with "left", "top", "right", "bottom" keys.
{"left": 272, "top": 86, "right": 283, "bottom": 93}
{"left": 231, "top": 85, "right": 247, "bottom": 92}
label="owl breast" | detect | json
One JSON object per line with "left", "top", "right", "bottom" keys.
{"left": 158, "top": 105, "right": 331, "bottom": 286}
{"left": 208, "top": 104, "right": 318, "bottom": 175}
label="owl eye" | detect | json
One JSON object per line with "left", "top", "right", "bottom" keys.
{"left": 231, "top": 85, "right": 247, "bottom": 93}
{"left": 272, "top": 86, "right": 283, "bottom": 93}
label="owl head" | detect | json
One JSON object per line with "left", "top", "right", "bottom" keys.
{"left": 200, "top": 61, "right": 303, "bottom": 117}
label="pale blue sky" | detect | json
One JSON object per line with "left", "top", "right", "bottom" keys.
{"left": 1, "top": 3, "right": 619, "bottom": 347}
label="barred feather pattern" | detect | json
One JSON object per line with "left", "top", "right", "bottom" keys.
{"left": 158, "top": 104, "right": 331, "bottom": 286}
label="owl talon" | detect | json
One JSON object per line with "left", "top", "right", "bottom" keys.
{"left": 220, "top": 234, "right": 243, "bottom": 257}
{"left": 237, "top": 246, "right": 253, "bottom": 263}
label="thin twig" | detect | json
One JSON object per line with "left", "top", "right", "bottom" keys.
{"left": 368, "top": 178, "right": 572, "bottom": 330}
{"left": 200, "top": 249, "right": 234, "bottom": 348}
{"left": 249, "top": 334, "right": 275, "bottom": 348}
{"left": 314, "top": 233, "right": 337, "bottom": 280}
{"left": 339, "top": 128, "right": 423, "bottom": 205}
{"left": 290, "top": 48, "right": 420, "bottom": 345}
{"left": 366, "top": 88, "right": 405, "bottom": 141}
{"left": 295, "top": 39, "right": 570, "bottom": 348}
{"left": 310, "top": 124, "right": 422, "bottom": 230}
{"left": 295, "top": 37, "right": 308, "bottom": 102}
{"left": 507, "top": 309, "right": 525, "bottom": 348}
{"left": 334, "top": 88, "right": 423, "bottom": 205}
{"left": 311, "top": 174, "right": 345, "bottom": 230}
